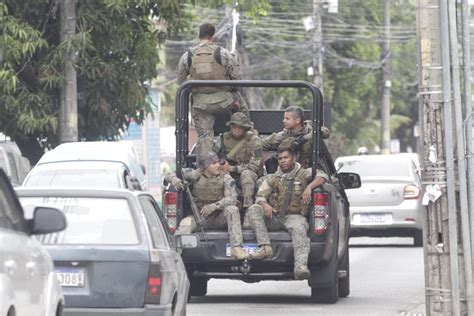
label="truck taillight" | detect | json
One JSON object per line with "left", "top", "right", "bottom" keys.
{"left": 144, "top": 250, "right": 162, "bottom": 304}
{"left": 404, "top": 184, "right": 420, "bottom": 200}
{"left": 163, "top": 191, "right": 177, "bottom": 234}
{"left": 312, "top": 192, "right": 329, "bottom": 235}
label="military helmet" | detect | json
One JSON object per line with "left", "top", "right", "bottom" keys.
{"left": 198, "top": 151, "right": 219, "bottom": 169}
{"left": 226, "top": 112, "right": 253, "bottom": 130}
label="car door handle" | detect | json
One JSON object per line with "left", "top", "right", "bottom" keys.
{"left": 4, "top": 260, "right": 16, "bottom": 275}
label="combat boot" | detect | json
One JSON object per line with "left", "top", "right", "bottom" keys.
{"left": 231, "top": 246, "right": 249, "bottom": 260}
{"left": 249, "top": 245, "right": 273, "bottom": 260}
{"left": 294, "top": 265, "right": 310, "bottom": 280}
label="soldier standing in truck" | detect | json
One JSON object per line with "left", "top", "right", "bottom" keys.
{"left": 177, "top": 22, "right": 250, "bottom": 158}
{"left": 246, "top": 147, "right": 328, "bottom": 279}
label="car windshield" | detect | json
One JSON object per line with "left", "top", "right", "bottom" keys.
{"left": 337, "top": 159, "right": 410, "bottom": 177}
{"left": 24, "top": 169, "right": 121, "bottom": 187}
{"left": 20, "top": 197, "right": 139, "bottom": 245}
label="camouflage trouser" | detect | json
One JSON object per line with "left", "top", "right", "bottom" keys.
{"left": 246, "top": 204, "right": 310, "bottom": 267}
{"left": 237, "top": 169, "right": 258, "bottom": 208}
{"left": 192, "top": 91, "right": 249, "bottom": 157}
{"left": 175, "top": 205, "right": 243, "bottom": 247}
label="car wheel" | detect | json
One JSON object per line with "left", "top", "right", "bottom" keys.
{"left": 338, "top": 247, "right": 350, "bottom": 298}
{"left": 413, "top": 230, "right": 423, "bottom": 247}
{"left": 56, "top": 303, "right": 64, "bottom": 316}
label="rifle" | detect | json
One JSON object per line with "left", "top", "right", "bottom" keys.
{"left": 177, "top": 169, "right": 207, "bottom": 227}
{"left": 184, "top": 183, "right": 207, "bottom": 227}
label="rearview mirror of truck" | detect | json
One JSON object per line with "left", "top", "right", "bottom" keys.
{"left": 338, "top": 172, "right": 361, "bottom": 189}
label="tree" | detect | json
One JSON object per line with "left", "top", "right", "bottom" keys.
{"left": 0, "top": 0, "right": 186, "bottom": 163}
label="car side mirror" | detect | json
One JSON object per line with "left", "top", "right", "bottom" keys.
{"left": 338, "top": 172, "right": 361, "bottom": 189}
{"left": 174, "top": 234, "right": 198, "bottom": 249}
{"left": 30, "top": 207, "right": 67, "bottom": 235}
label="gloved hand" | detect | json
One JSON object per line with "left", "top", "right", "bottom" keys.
{"left": 291, "top": 135, "right": 307, "bottom": 151}
{"left": 200, "top": 203, "right": 218, "bottom": 218}
{"left": 170, "top": 178, "right": 185, "bottom": 191}
{"left": 320, "top": 126, "right": 331, "bottom": 139}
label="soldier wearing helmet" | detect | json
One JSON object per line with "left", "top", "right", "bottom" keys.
{"left": 214, "top": 112, "right": 262, "bottom": 209}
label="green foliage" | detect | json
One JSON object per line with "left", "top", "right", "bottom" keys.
{"left": 0, "top": 0, "right": 188, "bottom": 161}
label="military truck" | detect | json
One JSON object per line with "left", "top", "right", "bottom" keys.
{"left": 162, "top": 80, "right": 361, "bottom": 304}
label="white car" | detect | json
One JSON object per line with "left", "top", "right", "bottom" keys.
{"left": 23, "top": 141, "right": 146, "bottom": 190}
{"left": 335, "top": 153, "right": 423, "bottom": 246}
{"left": 0, "top": 168, "right": 66, "bottom": 316}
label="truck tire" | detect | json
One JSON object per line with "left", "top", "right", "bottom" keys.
{"left": 413, "top": 229, "right": 423, "bottom": 247}
{"left": 338, "top": 247, "right": 350, "bottom": 298}
{"left": 309, "top": 250, "right": 339, "bottom": 304}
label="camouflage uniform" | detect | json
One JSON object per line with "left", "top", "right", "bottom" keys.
{"left": 165, "top": 168, "right": 243, "bottom": 247}
{"left": 177, "top": 42, "right": 249, "bottom": 156}
{"left": 213, "top": 113, "right": 262, "bottom": 208}
{"left": 261, "top": 122, "right": 313, "bottom": 168}
{"left": 246, "top": 164, "right": 328, "bottom": 272}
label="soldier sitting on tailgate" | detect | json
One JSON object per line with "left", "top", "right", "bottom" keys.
{"left": 261, "top": 105, "right": 330, "bottom": 169}
{"left": 164, "top": 152, "right": 249, "bottom": 260}
{"left": 214, "top": 112, "right": 262, "bottom": 210}
{"left": 246, "top": 147, "right": 328, "bottom": 280}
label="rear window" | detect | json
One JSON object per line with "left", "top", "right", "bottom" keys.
{"left": 24, "top": 169, "right": 121, "bottom": 187}
{"left": 337, "top": 159, "right": 410, "bottom": 177}
{"left": 19, "top": 197, "right": 139, "bottom": 245}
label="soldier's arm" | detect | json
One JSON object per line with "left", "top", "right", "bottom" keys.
{"left": 302, "top": 168, "right": 328, "bottom": 204}
{"left": 220, "top": 48, "right": 243, "bottom": 80}
{"left": 176, "top": 52, "right": 190, "bottom": 85}
{"left": 215, "top": 174, "right": 238, "bottom": 210}
{"left": 235, "top": 135, "right": 262, "bottom": 174}
{"left": 254, "top": 177, "right": 274, "bottom": 205}
{"left": 261, "top": 130, "right": 285, "bottom": 150}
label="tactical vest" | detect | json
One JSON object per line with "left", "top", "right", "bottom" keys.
{"left": 222, "top": 132, "right": 253, "bottom": 164}
{"left": 191, "top": 171, "right": 225, "bottom": 209}
{"left": 267, "top": 168, "right": 310, "bottom": 216}
{"left": 189, "top": 45, "right": 227, "bottom": 94}
{"left": 280, "top": 134, "right": 312, "bottom": 169}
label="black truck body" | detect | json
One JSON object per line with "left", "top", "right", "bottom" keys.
{"left": 162, "top": 80, "right": 360, "bottom": 304}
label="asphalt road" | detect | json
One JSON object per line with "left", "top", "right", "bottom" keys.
{"left": 187, "top": 237, "right": 425, "bottom": 316}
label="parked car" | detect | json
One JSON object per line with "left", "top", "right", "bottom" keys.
{"left": 23, "top": 141, "right": 146, "bottom": 190}
{"left": 0, "top": 142, "right": 31, "bottom": 186}
{"left": 0, "top": 169, "right": 66, "bottom": 316}
{"left": 16, "top": 187, "right": 195, "bottom": 316}
{"left": 335, "top": 153, "right": 423, "bottom": 246}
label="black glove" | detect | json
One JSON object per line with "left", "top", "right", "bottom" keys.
{"left": 292, "top": 136, "right": 307, "bottom": 151}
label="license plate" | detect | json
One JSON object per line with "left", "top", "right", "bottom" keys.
{"left": 226, "top": 243, "right": 257, "bottom": 256}
{"left": 54, "top": 268, "right": 85, "bottom": 287}
{"left": 359, "top": 214, "right": 386, "bottom": 223}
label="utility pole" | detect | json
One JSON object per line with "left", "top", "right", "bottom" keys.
{"left": 59, "top": 0, "right": 78, "bottom": 143}
{"left": 417, "top": 0, "right": 472, "bottom": 314}
{"left": 380, "top": 0, "right": 391, "bottom": 155}
{"left": 313, "top": 0, "right": 323, "bottom": 94}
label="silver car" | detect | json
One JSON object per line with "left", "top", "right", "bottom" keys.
{"left": 0, "top": 169, "right": 66, "bottom": 316}
{"left": 16, "top": 187, "right": 194, "bottom": 316}
{"left": 335, "top": 153, "right": 423, "bottom": 246}
{"left": 23, "top": 141, "right": 146, "bottom": 190}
